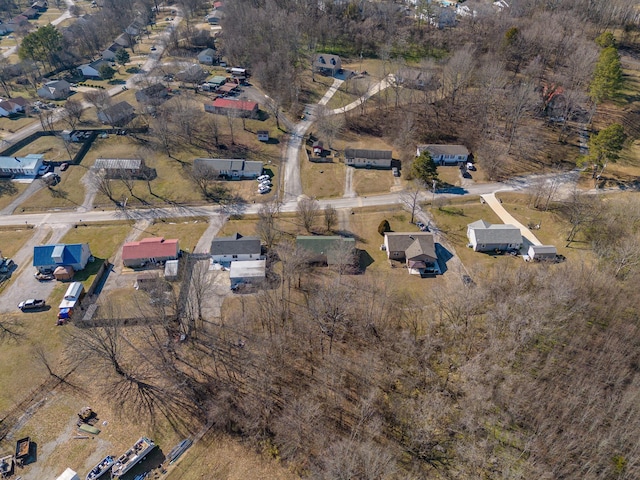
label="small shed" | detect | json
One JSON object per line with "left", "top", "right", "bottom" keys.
{"left": 257, "top": 130, "right": 269, "bottom": 142}
{"left": 527, "top": 244, "right": 557, "bottom": 261}
{"left": 53, "top": 265, "right": 74, "bottom": 281}
{"left": 229, "top": 259, "right": 266, "bottom": 287}
{"left": 164, "top": 259, "right": 179, "bottom": 280}
{"left": 56, "top": 468, "right": 80, "bottom": 480}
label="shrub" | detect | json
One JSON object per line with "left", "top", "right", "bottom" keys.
{"left": 378, "top": 219, "right": 391, "bottom": 236}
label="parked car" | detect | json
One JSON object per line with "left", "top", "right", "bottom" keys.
{"left": 392, "top": 167, "right": 400, "bottom": 177}
{"left": 258, "top": 186, "right": 271, "bottom": 194}
{"left": 150, "top": 46, "right": 157, "bottom": 51}
{"left": 60, "top": 162, "right": 69, "bottom": 171}
{"left": 416, "top": 221, "right": 429, "bottom": 232}
{"left": 467, "top": 162, "right": 476, "bottom": 171}
{"left": 35, "top": 271, "right": 54, "bottom": 281}
{"left": 18, "top": 299, "right": 46, "bottom": 311}
{"left": 257, "top": 174, "right": 270, "bottom": 182}
{"left": 38, "top": 164, "right": 50, "bottom": 176}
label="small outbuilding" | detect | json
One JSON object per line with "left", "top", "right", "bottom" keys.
{"left": 229, "top": 259, "right": 266, "bottom": 287}
{"left": 527, "top": 244, "right": 557, "bottom": 261}
{"left": 56, "top": 468, "right": 80, "bottom": 480}
{"left": 53, "top": 265, "right": 75, "bottom": 281}
{"left": 164, "top": 259, "right": 179, "bottom": 280}
{"left": 257, "top": 130, "right": 269, "bottom": 142}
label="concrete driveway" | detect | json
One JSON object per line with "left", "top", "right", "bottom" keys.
{"left": 480, "top": 193, "right": 542, "bottom": 246}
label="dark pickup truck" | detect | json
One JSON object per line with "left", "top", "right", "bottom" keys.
{"left": 18, "top": 299, "right": 46, "bottom": 311}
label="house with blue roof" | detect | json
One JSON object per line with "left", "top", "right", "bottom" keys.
{"left": 0, "top": 154, "right": 44, "bottom": 177}
{"left": 33, "top": 243, "right": 92, "bottom": 274}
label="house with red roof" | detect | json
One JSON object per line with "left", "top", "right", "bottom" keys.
{"left": 122, "top": 237, "right": 180, "bottom": 268}
{"left": 204, "top": 98, "right": 259, "bottom": 118}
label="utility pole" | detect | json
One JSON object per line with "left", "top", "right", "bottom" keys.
{"left": 432, "top": 179, "right": 436, "bottom": 207}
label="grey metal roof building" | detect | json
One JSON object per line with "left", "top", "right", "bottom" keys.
{"left": 210, "top": 233, "right": 262, "bottom": 256}
{"left": 194, "top": 158, "right": 263, "bottom": 178}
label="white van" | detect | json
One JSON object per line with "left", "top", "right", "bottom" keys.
{"left": 59, "top": 282, "right": 84, "bottom": 309}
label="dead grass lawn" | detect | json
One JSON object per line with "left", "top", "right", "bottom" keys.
{"left": 141, "top": 217, "right": 210, "bottom": 250}
{"left": 300, "top": 154, "right": 345, "bottom": 199}
{"left": 352, "top": 168, "right": 395, "bottom": 196}
{"left": 0, "top": 228, "right": 34, "bottom": 258}
{"left": 0, "top": 181, "right": 28, "bottom": 211}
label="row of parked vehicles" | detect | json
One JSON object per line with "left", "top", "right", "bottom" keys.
{"left": 257, "top": 174, "right": 272, "bottom": 194}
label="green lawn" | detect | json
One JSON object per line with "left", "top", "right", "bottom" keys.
{"left": 60, "top": 223, "right": 132, "bottom": 288}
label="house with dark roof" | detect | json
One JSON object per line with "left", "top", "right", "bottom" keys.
{"left": 344, "top": 148, "right": 393, "bottom": 168}
{"left": 384, "top": 232, "right": 440, "bottom": 275}
{"left": 37, "top": 80, "right": 71, "bottom": 100}
{"left": 135, "top": 84, "right": 169, "bottom": 105}
{"left": 33, "top": 243, "right": 92, "bottom": 273}
{"left": 32, "top": 1, "right": 48, "bottom": 12}
{"left": 467, "top": 220, "right": 522, "bottom": 252}
{"left": 0, "top": 154, "right": 44, "bottom": 177}
{"left": 6, "top": 15, "right": 29, "bottom": 32}
{"left": 79, "top": 59, "right": 112, "bottom": 78}
{"left": 101, "top": 43, "right": 122, "bottom": 61}
{"left": 21, "top": 7, "right": 39, "bottom": 19}
{"left": 416, "top": 144, "right": 469, "bottom": 165}
{"left": 194, "top": 158, "right": 263, "bottom": 180}
{"left": 296, "top": 236, "right": 356, "bottom": 266}
{"left": 197, "top": 48, "right": 217, "bottom": 65}
{"left": 97, "top": 101, "right": 135, "bottom": 126}
{"left": 396, "top": 67, "right": 426, "bottom": 89}
{"left": 211, "top": 233, "right": 262, "bottom": 263}
{"left": 204, "top": 97, "right": 259, "bottom": 118}
{"left": 122, "top": 237, "right": 179, "bottom": 267}
{"left": 314, "top": 54, "right": 341, "bottom": 76}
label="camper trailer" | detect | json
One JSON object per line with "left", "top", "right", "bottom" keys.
{"left": 59, "top": 281, "right": 84, "bottom": 310}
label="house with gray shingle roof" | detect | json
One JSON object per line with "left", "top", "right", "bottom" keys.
{"left": 467, "top": 220, "right": 522, "bottom": 252}
{"left": 210, "top": 233, "right": 263, "bottom": 263}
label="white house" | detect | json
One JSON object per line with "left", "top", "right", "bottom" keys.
{"left": 0, "top": 97, "right": 28, "bottom": 116}
{"left": 467, "top": 220, "right": 522, "bottom": 252}
{"left": 0, "top": 154, "right": 44, "bottom": 177}
{"left": 210, "top": 233, "right": 262, "bottom": 264}
{"left": 79, "top": 59, "right": 111, "bottom": 78}
{"left": 344, "top": 148, "right": 392, "bottom": 168}
{"left": 197, "top": 48, "right": 216, "bottom": 65}
{"left": 416, "top": 144, "right": 469, "bottom": 165}
{"left": 193, "top": 158, "right": 263, "bottom": 179}
{"left": 37, "top": 80, "right": 71, "bottom": 100}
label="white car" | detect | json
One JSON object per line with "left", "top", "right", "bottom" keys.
{"left": 38, "top": 165, "right": 50, "bottom": 176}
{"left": 258, "top": 185, "right": 271, "bottom": 194}
{"left": 260, "top": 179, "right": 272, "bottom": 187}
{"left": 257, "top": 175, "right": 270, "bottom": 182}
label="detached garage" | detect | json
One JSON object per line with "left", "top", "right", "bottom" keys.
{"left": 229, "top": 259, "right": 266, "bottom": 287}
{"left": 527, "top": 245, "right": 557, "bottom": 261}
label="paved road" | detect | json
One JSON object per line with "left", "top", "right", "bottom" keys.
{"left": 481, "top": 193, "right": 542, "bottom": 245}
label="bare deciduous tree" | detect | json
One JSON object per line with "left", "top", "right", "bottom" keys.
{"left": 297, "top": 196, "right": 319, "bottom": 233}
{"left": 323, "top": 204, "right": 338, "bottom": 232}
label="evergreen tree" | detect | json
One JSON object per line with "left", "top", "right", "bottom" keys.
{"left": 115, "top": 49, "right": 130, "bottom": 69}
{"left": 589, "top": 46, "right": 623, "bottom": 103}
{"left": 411, "top": 151, "right": 439, "bottom": 186}
{"left": 18, "top": 24, "right": 62, "bottom": 71}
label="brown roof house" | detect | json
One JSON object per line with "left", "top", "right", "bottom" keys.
{"left": 204, "top": 98, "right": 259, "bottom": 118}
{"left": 97, "top": 101, "right": 135, "bottom": 126}
{"left": 384, "top": 232, "right": 440, "bottom": 275}
{"left": 314, "top": 54, "right": 341, "bottom": 76}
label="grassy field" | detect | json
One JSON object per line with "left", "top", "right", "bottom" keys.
{"left": 352, "top": 167, "right": 397, "bottom": 195}
{"left": 300, "top": 153, "right": 345, "bottom": 198}
{"left": 0, "top": 181, "right": 28, "bottom": 211}
{"left": 0, "top": 114, "right": 38, "bottom": 135}
{"left": 142, "top": 217, "right": 210, "bottom": 251}
{"left": 13, "top": 135, "right": 76, "bottom": 161}
{"left": 59, "top": 223, "right": 132, "bottom": 287}
{"left": 0, "top": 227, "right": 34, "bottom": 258}
{"left": 18, "top": 162, "right": 88, "bottom": 211}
